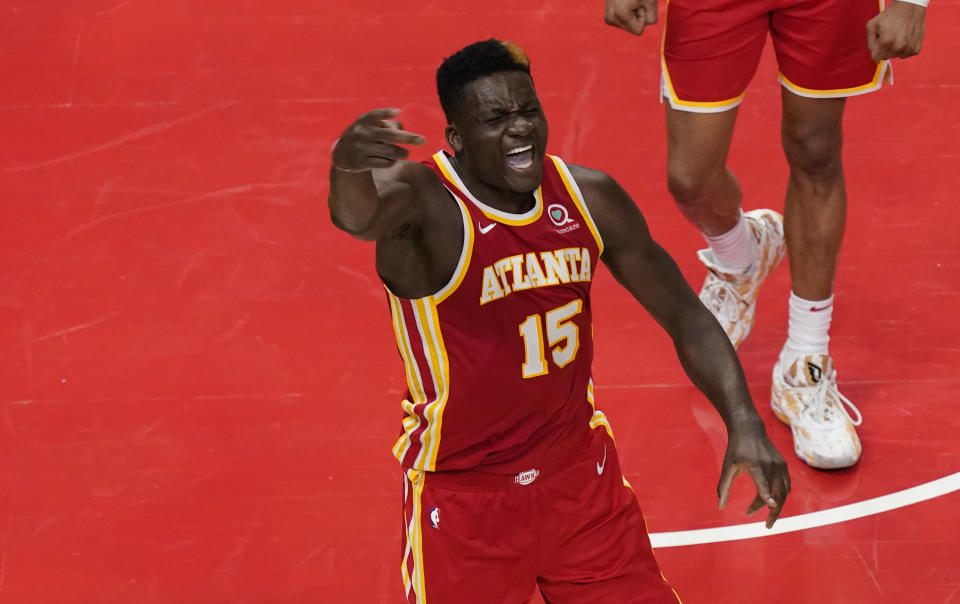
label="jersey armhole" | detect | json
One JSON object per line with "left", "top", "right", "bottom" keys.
{"left": 431, "top": 191, "right": 474, "bottom": 304}
{"left": 378, "top": 171, "right": 474, "bottom": 304}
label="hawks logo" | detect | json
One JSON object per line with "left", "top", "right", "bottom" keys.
{"left": 514, "top": 469, "right": 540, "bottom": 486}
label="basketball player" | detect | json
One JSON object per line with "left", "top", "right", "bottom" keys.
{"left": 329, "top": 40, "right": 789, "bottom": 603}
{"left": 604, "top": 0, "right": 928, "bottom": 469}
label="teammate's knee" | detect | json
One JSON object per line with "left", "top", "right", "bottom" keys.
{"left": 666, "top": 162, "right": 723, "bottom": 207}
{"left": 782, "top": 122, "right": 843, "bottom": 180}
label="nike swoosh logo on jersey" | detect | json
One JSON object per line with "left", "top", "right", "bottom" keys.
{"left": 810, "top": 305, "right": 832, "bottom": 312}
{"left": 478, "top": 222, "right": 496, "bottom": 234}
{"left": 597, "top": 445, "right": 607, "bottom": 475}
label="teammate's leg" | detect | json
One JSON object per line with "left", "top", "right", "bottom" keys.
{"left": 770, "top": 90, "right": 862, "bottom": 469}
{"left": 666, "top": 105, "right": 787, "bottom": 349}
{"left": 767, "top": 0, "right": 878, "bottom": 469}
{"left": 781, "top": 91, "right": 846, "bottom": 302}
{"left": 665, "top": 107, "right": 741, "bottom": 236}
{"left": 661, "top": 0, "right": 787, "bottom": 349}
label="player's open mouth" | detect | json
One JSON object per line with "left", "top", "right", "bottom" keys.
{"left": 505, "top": 144, "right": 535, "bottom": 171}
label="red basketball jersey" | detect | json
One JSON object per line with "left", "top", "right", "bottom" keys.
{"left": 386, "top": 151, "right": 613, "bottom": 475}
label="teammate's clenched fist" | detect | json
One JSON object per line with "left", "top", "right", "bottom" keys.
{"left": 331, "top": 108, "right": 426, "bottom": 172}
{"left": 603, "top": 0, "right": 658, "bottom": 36}
{"left": 867, "top": 0, "right": 926, "bottom": 63}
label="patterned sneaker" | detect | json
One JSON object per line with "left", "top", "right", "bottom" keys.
{"left": 771, "top": 353, "right": 863, "bottom": 469}
{"left": 698, "top": 209, "right": 786, "bottom": 349}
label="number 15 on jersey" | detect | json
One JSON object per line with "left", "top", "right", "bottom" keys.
{"left": 518, "top": 299, "right": 583, "bottom": 378}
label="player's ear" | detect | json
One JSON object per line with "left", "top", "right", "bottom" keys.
{"left": 445, "top": 123, "right": 463, "bottom": 154}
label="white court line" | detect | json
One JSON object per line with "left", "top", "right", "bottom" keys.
{"left": 649, "top": 471, "right": 960, "bottom": 548}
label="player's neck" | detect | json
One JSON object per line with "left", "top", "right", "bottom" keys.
{"left": 450, "top": 157, "right": 536, "bottom": 215}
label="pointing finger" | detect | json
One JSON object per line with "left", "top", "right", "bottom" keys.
{"left": 764, "top": 497, "right": 784, "bottom": 529}
{"left": 763, "top": 473, "right": 790, "bottom": 529}
{"left": 374, "top": 126, "right": 426, "bottom": 146}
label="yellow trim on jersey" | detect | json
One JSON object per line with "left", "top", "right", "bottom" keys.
{"left": 549, "top": 155, "right": 604, "bottom": 256}
{"left": 778, "top": 59, "right": 889, "bottom": 98}
{"left": 394, "top": 409, "right": 421, "bottom": 460}
{"left": 589, "top": 410, "right": 616, "bottom": 443}
{"left": 433, "top": 151, "right": 463, "bottom": 194}
{"left": 585, "top": 379, "right": 617, "bottom": 443}
{"left": 410, "top": 298, "right": 452, "bottom": 471}
{"left": 387, "top": 295, "right": 442, "bottom": 470}
{"left": 433, "top": 194, "right": 474, "bottom": 304}
{"left": 433, "top": 151, "right": 544, "bottom": 226}
{"left": 473, "top": 187, "right": 544, "bottom": 226}
{"left": 401, "top": 473, "right": 413, "bottom": 596}
{"left": 389, "top": 292, "right": 428, "bottom": 405}
{"left": 389, "top": 291, "right": 427, "bottom": 462}
{"left": 403, "top": 469, "right": 427, "bottom": 603}
{"left": 388, "top": 287, "right": 453, "bottom": 471}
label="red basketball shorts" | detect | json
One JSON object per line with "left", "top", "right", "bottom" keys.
{"left": 662, "top": 0, "right": 889, "bottom": 112}
{"left": 399, "top": 427, "right": 680, "bottom": 603}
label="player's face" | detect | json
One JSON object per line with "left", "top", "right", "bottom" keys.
{"left": 447, "top": 71, "right": 548, "bottom": 195}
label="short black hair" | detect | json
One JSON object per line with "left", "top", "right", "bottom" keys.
{"left": 436, "top": 39, "right": 532, "bottom": 122}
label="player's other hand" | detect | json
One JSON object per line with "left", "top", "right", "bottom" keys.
{"left": 717, "top": 426, "right": 790, "bottom": 529}
{"left": 604, "top": 0, "right": 658, "bottom": 36}
{"left": 332, "top": 108, "right": 426, "bottom": 173}
{"left": 867, "top": 0, "right": 926, "bottom": 63}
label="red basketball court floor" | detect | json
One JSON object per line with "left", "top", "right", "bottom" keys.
{"left": 1, "top": 1, "right": 958, "bottom": 602}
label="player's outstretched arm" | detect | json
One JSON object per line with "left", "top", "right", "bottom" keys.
{"left": 571, "top": 165, "right": 790, "bottom": 528}
{"left": 867, "top": 0, "right": 927, "bottom": 63}
{"left": 603, "top": 0, "right": 658, "bottom": 36}
{"left": 328, "top": 108, "right": 428, "bottom": 241}
{"left": 329, "top": 109, "right": 464, "bottom": 299}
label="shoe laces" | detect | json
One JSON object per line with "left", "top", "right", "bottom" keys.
{"left": 803, "top": 369, "right": 863, "bottom": 427}
{"left": 700, "top": 272, "right": 745, "bottom": 321}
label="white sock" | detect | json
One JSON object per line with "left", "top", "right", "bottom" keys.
{"left": 703, "top": 210, "right": 756, "bottom": 271}
{"left": 782, "top": 292, "right": 833, "bottom": 367}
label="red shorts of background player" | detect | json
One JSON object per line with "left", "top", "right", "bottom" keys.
{"left": 662, "top": 0, "right": 889, "bottom": 112}
{"left": 399, "top": 427, "right": 681, "bottom": 603}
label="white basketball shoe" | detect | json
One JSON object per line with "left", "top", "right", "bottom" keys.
{"left": 698, "top": 209, "right": 786, "bottom": 349}
{"left": 771, "top": 352, "right": 863, "bottom": 469}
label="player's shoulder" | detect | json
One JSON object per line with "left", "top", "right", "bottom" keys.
{"left": 565, "top": 163, "right": 623, "bottom": 206}
{"left": 563, "top": 162, "right": 645, "bottom": 241}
